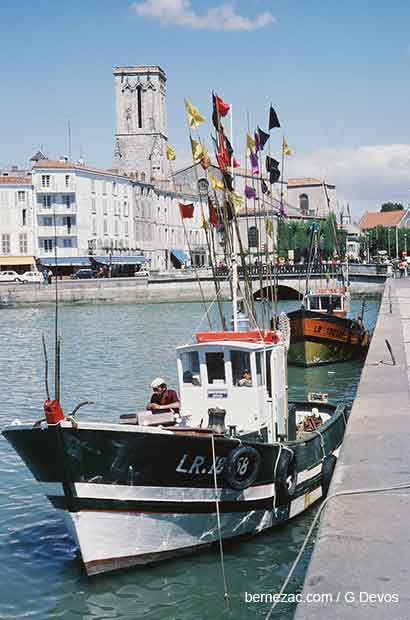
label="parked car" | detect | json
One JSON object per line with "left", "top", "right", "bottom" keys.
{"left": 134, "top": 269, "right": 150, "bottom": 278}
{"left": 0, "top": 270, "right": 23, "bottom": 283}
{"left": 71, "top": 269, "right": 97, "bottom": 279}
{"left": 20, "top": 271, "right": 45, "bottom": 284}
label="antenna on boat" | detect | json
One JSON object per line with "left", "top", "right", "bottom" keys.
{"left": 53, "top": 202, "right": 61, "bottom": 402}
{"left": 41, "top": 334, "right": 51, "bottom": 401}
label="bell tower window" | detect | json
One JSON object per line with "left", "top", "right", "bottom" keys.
{"left": 137, "top": 88, "right": 142, "bottom": 129}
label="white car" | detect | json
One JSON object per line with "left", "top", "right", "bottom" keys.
{"left": 134, "top": 269, "right": 150, "bottom": 278}
{"left": 21, "top": 271, "right": 45, "bottom": 284}
{"left": 0, "top": 270, "right": 23, "bottom": 283}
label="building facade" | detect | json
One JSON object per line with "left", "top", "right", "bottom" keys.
{"left": 0, "top": 174, "right": 36, "bottom": 270}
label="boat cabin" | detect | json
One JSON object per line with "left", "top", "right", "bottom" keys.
{"left": 304, "top": 288, "right": 348, "bottom": 316}
{"left": 176, "top": 331, "right": 288, "bottom": 439}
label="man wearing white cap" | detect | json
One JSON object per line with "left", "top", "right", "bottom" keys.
{"left": 146, "top": 378, "right": 180, "bottom": 414}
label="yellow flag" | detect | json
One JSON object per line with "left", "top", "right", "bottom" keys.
{"left": 230, "top": 191, "right": 243, "bottom": 206}
{"left": 246, "top": 133, "right": 256, "bottom": 154}
{"left": 210, "top": 173, "right": 224, "bottom": 191}
{"left": 200, "top": 145, "right": 211, "bottom": 169}
{"left": 266, "top": 218, "right": 274, "bottom": 238}
{"left": 184, "top": 99, "right": 206, "bottom": 129}
{"left": 166, "top": 144, "right": 176, "bottom": 161}
{"left": 200, "top": 217, "right": 209, "bottom": 230}
{"left": 283, "top": 138, "right": 292, "bottom": 156}
{"left": 190, "top": 137, "right": 204, "bottom": 161}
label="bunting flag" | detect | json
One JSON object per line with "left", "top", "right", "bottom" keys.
{"left": 200, "top": 217, "right": 209, "bottom": 230}
{"left": 184, "top": 99, "right": 206, "bottom": 129}
{"left": 166, "top": 144, "right": 176, "bottom": 161}
{"left": 245, "top": 185, "right": 257, "bottom": 199}
{"left": 232, "top": 156, "right": 241, "bottom": 168}
{"left": 270, "top": 168, "right": 281, "bottom": 184}
{"left": 250, "top": 150, "right": 259, "bottom": 176}
{"left": 261, "top": 179, "right": 270, "bottom": 195}
{"left": 179, "top": 203, "right": 195, "bottom": 219}
{"left": 266, "top": 156, "right": 280, "bottom": 184}
{"left": 212, "top": 92, "right": 230, "bottom": 128}
{"left": 224, "top": 135, "right": 234, "bottom": 160}
{"left": 282, "top": 137, "right": 292, "bottom": 156}
{"left": 200, "top": 145, "right": 211, "bottom": 170}
{"left": 210, "top": 173, "right": 224, "bottom": 191}
{"left": 266, "top": 155, "right": 280, "bottom": 172}
{"left": 266, "top": 218, "right": 274, "bottom": 238}
{"left": 222, "top": 171, "right": 234, "bottom": 192}
{"left": 190, "top": 137, "right": 204, "bottom": 161}
{"left": 254, "top": 131, "right": 260, "bottom": 153}
{"left": 246, "top": 133, "right": 256, "bottom": 155}
{"left": 268, "top": 105, "right": 281, "bottom": 130}
{"left": 229, "top": 191, "right": 244, "bottom": 207}
{"left": 258, "top": 127, "right": 270, "bottom": 150}
{"left": 208, "top": 197, "right": 219, "bottom": 227}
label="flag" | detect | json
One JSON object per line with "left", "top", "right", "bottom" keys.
{"left": 232, "top": 156, "right": 241, "bottom": 168}
{"left": 166, "top": 144, "right": 176, "bottom": 161}
{"left": 222, "top": 171, "right": 234, "bottom": 192}
{"left": 258, "top": 127, "right": 270, "bottom": 150}
{"left": 261, "top": 179, "right": 270, "bottom": 195}
{"left": 246, "top": 133, "right": 256, "bottom": 154}
{"left": 212, "top": 93, "right": 230, "bottom": 128}
{"left": 250, "top": 150, "right": 259, "bottom": 176}
{"left": 270, "top": 168, "right": 281, "bottom": 184}
{"left": 208, "top": 197, "right": 219, "bottom": 227}
{"left": 282, "top": 137, "right": 292, "bottom": 156}
{"left": 210, "top": 173, "right": 224, "bottom": 191}
{"left": 200, "top": 146, "right": 211, "bottom": 169}
{"left": 200, "top": 217, "right": 209, "bottom": 230}
{"left": 266, "top": 219, "right": 274, "bottom": 238}
{"left": 266, "top": 155, "right": 280, "bottom": 172}
{"left": 245, "top": 185, "right": 257, "bottom": 199}
{"left": 254, "top": 131, "right": 260, "bottom": 153}
{"left": 179, "top": 203, "right": 194, "bottom": 219}
{"left": 224, "top": 135, "right": 234, "bottom": 160}
{"left": 268, "top": 105, "right": 280, "bottom": 130}
{"left": 190, "top": 137, "right": 204, "bottom": 161}
{"left": 184, "top": 99, "right": 205, "bottom": 129}
{"left": 229, "top": 191, "right": 243, "bottom": 207}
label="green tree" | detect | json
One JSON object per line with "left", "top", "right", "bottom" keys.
{"left": 381, "top": 202, "right": 404, "bottom": 212}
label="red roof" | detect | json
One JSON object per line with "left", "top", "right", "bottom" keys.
{"left": 359, "top": 210, "right": 405, "bottom": 230}
{"left": 0, "top": 175, "right": 32, "bottom": 185}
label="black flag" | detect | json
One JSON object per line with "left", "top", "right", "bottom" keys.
{"left": 269, "top": 168, "right": 281, "bottom": 184}
{"left": 268, "top": 106, "right": 280, "bottom": 130}
{"left": 261, "top": 179, "right": 270, "bottom": 194}
{"left": 222, "top": 171, "right": 234, "bottom": 192}
{"left": 266, "top": 155, "right": 280, "bottom": 173}
{"left": 257, "top": 127, "right": 270, "bottom": 150}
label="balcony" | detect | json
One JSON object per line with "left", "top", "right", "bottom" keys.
{"left": 36, "top": 203, "right": 77, "bottom": 214}
{"left": 37, "top": 226, "right": 77, "bottom": 237}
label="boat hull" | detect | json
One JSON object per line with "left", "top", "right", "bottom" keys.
{"left": 3, "top": 408, "right": 347, "bottom": 575}
{"left": 288, "top": 309, "right": 369, "bottom": 366}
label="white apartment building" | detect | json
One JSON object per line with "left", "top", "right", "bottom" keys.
{"left": 0, "top": 174, "right": 36, "bottom": 271}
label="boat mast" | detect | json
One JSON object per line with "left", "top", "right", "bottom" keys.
{"left": 230, "top": 105, "right": 239, "bottom": 331}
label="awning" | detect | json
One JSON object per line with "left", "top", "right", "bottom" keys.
{"left": 171, "top": 249, "right": 189, "bottom": 263}
{"left": 93, "top": 255, "right": 147, "bottom": 266}
{"left": 38, "top": 256, "right": 91, "bottom": 267}
{"left": 0, "top": 255, "right": 35, "bottom": 266}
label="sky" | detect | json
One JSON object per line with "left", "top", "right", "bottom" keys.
{"left": 1, "top": 0, "right": 410, "bottom": 219}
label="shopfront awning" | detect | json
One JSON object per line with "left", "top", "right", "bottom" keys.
{"left": 171, "top": 249, "right": 189, "bottom": 264}
{"left": 38, "top": 256, "right": 91, "bottom": 267}
{"left": 93, "top": 255, "right": 147, "bottom": 266}
{"left": 0, "top": 255, "right": 35, "bottom": 266}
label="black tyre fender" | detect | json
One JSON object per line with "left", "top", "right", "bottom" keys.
{"left": 321, "top": 454, "right": 337, "bottom": 497}
{"left": 275, "top": 449, "right": 297, "bottom": 506}
{"left": 223, "top": 445, "right": 260, "bottom": 491}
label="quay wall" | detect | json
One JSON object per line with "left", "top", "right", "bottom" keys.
{"left": 295, "top": 278, "right": 410, "bottom": 619}
{"left": 0, "top": 276, "right": 383, "bottom": 307}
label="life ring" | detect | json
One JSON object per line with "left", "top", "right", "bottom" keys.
{"left": 321, "top": 453, "right": 337, "bottom": 497}
{"left": 223, "top": 446, "right": 260, "bottom": 491}
{"left": 275, "top": 449, "right": 297, "bottom": 506}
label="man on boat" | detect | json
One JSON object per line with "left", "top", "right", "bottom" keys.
{"left": 147, "top": 378, "right": 180, "bottom": 413}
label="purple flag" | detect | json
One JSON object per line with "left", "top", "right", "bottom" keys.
{"left": 250, "top": 150, "right": 259, "bottom": 175}
{"left": 245, "top": 185, "right": 257, "bottom": 199}
{"left": 254, "top": 131, "right": 260, "bottom": 153}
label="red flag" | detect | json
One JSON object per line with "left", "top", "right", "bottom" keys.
{"left": 231, "top": 157, "right": 240, "bottom": 168}
{"left": 215, "top": 94, "right": 230, "bottom": 117}
{"left": 179, "top": 203, "right": 194, "bottom": 219}
{"left": 208, "top": 197, "right": 219, "bottom": 227}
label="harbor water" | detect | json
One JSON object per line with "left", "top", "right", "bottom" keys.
{"left": 0, "top": 298, "right": 379, "bottom": 619}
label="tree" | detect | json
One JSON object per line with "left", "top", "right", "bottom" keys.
{"left": 381, "top": 202, "right": 404, "bottom": 212}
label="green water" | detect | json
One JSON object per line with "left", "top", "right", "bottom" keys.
{"left": 0, "top": 298, "right": 379, "bottom": 619}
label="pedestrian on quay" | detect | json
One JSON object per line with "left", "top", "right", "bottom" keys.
{"left": 48, "top": 269, "right": 53, "bottom": 285}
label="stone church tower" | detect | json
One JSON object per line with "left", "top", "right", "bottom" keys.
{"left": 113, "top": 65, "right": 169, "bottom": 183}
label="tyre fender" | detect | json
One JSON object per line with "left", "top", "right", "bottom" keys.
{"left": 321, "top": 453, "right": 337, "bottom": 497}
{"left": 275, "top": 449, "right": 297, "bottom": 507}
{"left": 223, "top": 445, "right": 260, "bottom": 491}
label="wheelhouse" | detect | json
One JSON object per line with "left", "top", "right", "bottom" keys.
{"left": 176, "top": 331, "right": 288, "bottom": 440}
{"left": 304, "top": 289, "right": 348, "bottom": 315}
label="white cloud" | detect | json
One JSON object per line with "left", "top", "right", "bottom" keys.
{"left": 287, "top": 144, "right": 410, "bottom": 218}
{"left": 132, "top": 0, "right": 275, "bottom": 31}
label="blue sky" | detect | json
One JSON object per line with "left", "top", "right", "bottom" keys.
{"left": 1, "top": 0, "right": 410, "bottom": 217}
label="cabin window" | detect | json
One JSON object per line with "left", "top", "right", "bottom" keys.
{"left": 321, "top": 295, "right": 341, "bottom": 311}
{"left": 205, "top": 352, "right": 226, "bottom": 384}
{"left": 255, "top": 352, "right": 263, "bottom": 386}
{"left": 181, "top": 351, "right": 201, "bottom": 386}
{"left": 231, "top": 350, "right": 251, "bottom": 386}
{"left": 308, "top": 296, "right": 320, "bottom": 310}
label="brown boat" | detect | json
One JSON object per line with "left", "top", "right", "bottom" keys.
{"left": 287, "top": 288, "right": 370, "bottom": 366}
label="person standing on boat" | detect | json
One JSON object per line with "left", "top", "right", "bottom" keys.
{"left": 147, "top": 378, "right": 180, "bottom": 414}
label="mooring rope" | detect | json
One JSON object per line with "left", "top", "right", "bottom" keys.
{"left": 211, "top": 433, "right": 230, "bottom": 607}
